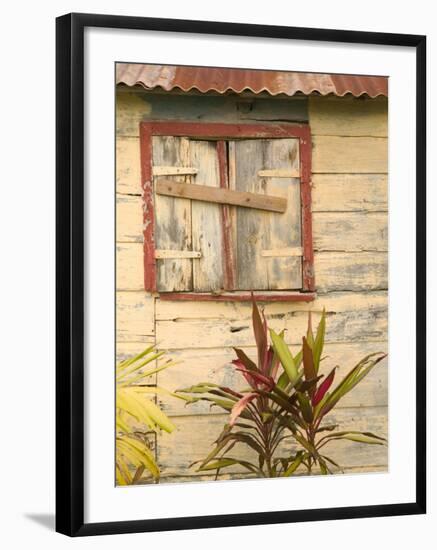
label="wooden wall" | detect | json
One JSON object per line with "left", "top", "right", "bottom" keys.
{"left": 116, "top": 89, "right": 388, "bottom": 483}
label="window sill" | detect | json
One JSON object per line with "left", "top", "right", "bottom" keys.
{"left": 158, "top": 291, "right": 316, "bottom": 302}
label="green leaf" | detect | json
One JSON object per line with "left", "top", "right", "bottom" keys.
{"left": 294, "top": 432, "right": 317, "bottom": 455}
{"left": 270, "top": 329, "right": 298, "bottom": 383}
{"left": 283, "top": 452, "right": 305, "bottom": 476}
{"left": 313, "top": 309, "right": 326, "bottom": 373}
{"left": 198, "top": 397, "right": 236, "bottom": 412}
{"left": 195, "top": 427, "right": 232, "bottom": 469}
{"left": 318, "top": 352, "right": 386, "bottom": 417}
{"left": 296, "top": 375, "right": 323, "bottom": 394}
{"left": 294, "top": 350, "right": 303, "bottom": 369}
{"left": 234, "top": 422, "right": 260, "bottom": 430}
{"left": 277, "top": 370, "right": 290, "bottom": 390}
{"left": 321, "top": 454, "right": 343, "bottom": 472}
{"left": 199, "top": 458, "right": 240, "bottom": 471}
{"left": 297, "top": 392, "right": 313, "bottom": 423}
{"left": 317, "top": 430, "right": 387, "bottom": 449}
{"left": 176, "top": 383, "right": 221, "bottom": 394}
{"left": 315, "top": 424, "right": 338, "bottom": 434}
{"left": 117, "top": 345, "right": 156, "bottom": 370}
{"left": 209, "top": 388, "right": 241, "bottom": 401}
{"left": 306, "top": 312, "right": 315, "bottom": 349}
{"left": 318, "top": 457, "right": 329, "bottom": 475}
{"left": 257, "top": 390, "right": 299, "bottom": 417}
{"left": 117, "top": 351, "right": 163, "bottom": 382}
{"left": 117, "top": 388, "right": 176, "bottom": 433}
{"left": 228, "top": 432, "right": 265, "bottom": 456}
{"left": 116, "top": 436, "right": 160, "bottom": 479}
{"left": 332, "top": 433, "right": 387, "bottom": 445}
{"left": 198, "top": 457, "right": 260, "bottom": 474}
{"left": 252, "top": 297, "right": 268, "bottom": 367}
{"left": 302, "top": 337, "right": 316, "bottom": 384}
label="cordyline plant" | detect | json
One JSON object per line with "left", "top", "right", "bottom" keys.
{"left": 116, "top": 345, "right": 179, "bottom": 485}
{"left": 178, "top": 297, "right": 387, "bottom": 478}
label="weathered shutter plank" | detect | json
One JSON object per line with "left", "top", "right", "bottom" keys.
{"left": 233, "top": 138, "right": 302, "bottom": 290}
{"left": 190, "top": 140, "right": 224, "bottom": 292}
{"left": 232, "top": 140, "right": 266, "bottom": 290}
{"left": 152, "top": 136, "right": 193, "bottom": 291}
{"left": 218, "top": 141, "right": 237, "bottom": 291}
{"left": 263, "top": 139, "right": 302, "bottom": 290}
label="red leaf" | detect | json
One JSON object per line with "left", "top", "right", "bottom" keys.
{"left": 312, "top": 367, "right": 336, "bottom": 406}
{"left": 251, "top": 294, "right": 268, "bottom": 373}
{"left": 232, "top": 359, "right": 257, "bottom": 389}
{"left": 264, "top": 347, "right": 274, "bottom": 377}
{"left": 234, "top": 365, "right": 275, "bottom": 391}
{"left": 233, "top": 348, "right": 258, "bottom": 372}
{"left": 229, "top": 393, "right": 257, "bottom": 426}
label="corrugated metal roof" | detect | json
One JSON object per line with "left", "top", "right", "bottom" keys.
{"left": 116, "top": 64, "right": 388, "bottom": 98}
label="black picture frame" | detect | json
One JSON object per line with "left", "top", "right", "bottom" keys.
{"left": 56, "top": 12, "right": 426, "bottom": 537}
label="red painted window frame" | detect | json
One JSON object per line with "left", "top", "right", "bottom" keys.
{"left": 139, "top": 121, "right": 315, "bottom": 301}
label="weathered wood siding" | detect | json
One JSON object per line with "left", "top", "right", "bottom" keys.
{"left": 116, "top": 90, "right": 388, "bottom": 483}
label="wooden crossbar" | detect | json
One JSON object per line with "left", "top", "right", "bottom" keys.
{"left": 155, "top": 180, "right": 287, "bottom": 213}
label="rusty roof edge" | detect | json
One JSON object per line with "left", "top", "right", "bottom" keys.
{"left": 115, "top": 64, "right": 388, "bottom": 98}
{"left": 116, "top": 80, "right": 387, "bottom": 98}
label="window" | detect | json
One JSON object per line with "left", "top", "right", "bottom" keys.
{"left": 140, "top": 122, "right": 315, "bottom": 301}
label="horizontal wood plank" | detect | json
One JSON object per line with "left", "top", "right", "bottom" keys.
{"left": 157, "top": 407, "right": 387, "bottom": 476}
{"left": 155, "top": 312, "right": 387, "bottom": 350}
{"left": 313, "top": 212, "right": 387, "bottom": 252}
{"left": 158, "top": 341, "right": 388, "bottom": 416}
{"left": 116, "top": 292, "right": 155, "bottom": 341}
{"left": 155, "top": 291, "right": 388, "bottom": 349}
{"left": 156, "top": 180, "right": 288, "bottom": 213}
{"left": 312, "top": 174, "right": 388, "bottom": 212}
{"left": 315, "top": 251, "right": 387, "bottom": 292}
{"left": 116, "top": 91, "right": 308, "bottom": 137}
{"left": 156, "top": 290, "right": 387, "bottom": 321}
{"left": 312, "top": 136, "right": 388, "bottom": 174}
{"left": 309, "top": 96, "right": 388, "bottom": 137}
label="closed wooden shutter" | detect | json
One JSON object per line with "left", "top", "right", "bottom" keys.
{"left": 152, "top": 136, "right": 302, "bottom": 293}
{"left": 231, "top": 138, "right": 302, "bottom": 290}
{"left": 152, "top": 137, "right": 224, "bottom": 292}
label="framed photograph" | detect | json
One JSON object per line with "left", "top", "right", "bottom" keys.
{"left": 56, "top": 13, "right": 426, "bottom": 536}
